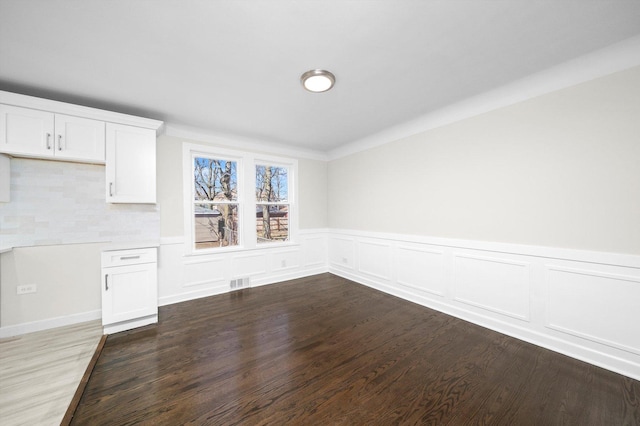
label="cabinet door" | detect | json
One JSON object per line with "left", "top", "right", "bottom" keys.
{"left": 102, "top": 263, "right": 158, "bottom": 326}
{"left": 106, "top": 123, "right": 156, "bottom": 203}
{"left": 54, "top": 114, "right": 105, "bottom": 163}
{"left": 0, "top": 104, "right": 55, "bottom": 157}
{"left": 0, "top": 154, "right": 9, "bottom": 202}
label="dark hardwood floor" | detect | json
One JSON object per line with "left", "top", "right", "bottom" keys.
{"left": 71, "top": 273, "right": 640, "bottom": 425}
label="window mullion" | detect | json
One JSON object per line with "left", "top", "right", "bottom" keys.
{"left": 243, "top": 157, "right": 257, "bottom": 249}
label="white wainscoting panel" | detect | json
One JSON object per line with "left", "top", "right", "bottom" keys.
{"left": 358, "top": 240, "right": 391, "bottom": 281}
{"left": 546, "top": 266, "right": 640, "bottom": 355}
{"left": 453, "top": 254, "right": 530, "bottom": 321}
{"left": 328, "top": 236, "right": 355, "bottom": 270}
{"left": 396, "top": 245, "right": 445, "bottom": 296}
{"left": 303, "top": 236, "right": 327, "bottom": 268}
{"left": 158, "top": 228, "right": 640, "bottom": 380}
{"left": 271, "top": 249, "right": 301, "bottom": 273}
{"left": 232, "top": 253, "right": 267, "bottom": 278}
{"left": 327, "top": 229, "right": 640, "bottom": 381}
{"left": 183, "top": 258, "right": 226, "bottom": 288}
{"left": 158, "top": 230, "right": 328, "bottom": 306}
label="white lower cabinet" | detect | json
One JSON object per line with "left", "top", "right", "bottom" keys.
{"left": 101, "top": 247, "right": 158, "bottom": 334}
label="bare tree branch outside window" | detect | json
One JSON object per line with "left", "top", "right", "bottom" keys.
{"left": 193, "top": 157, "right": 238, "bottom": 249}
{"left": 256, "top": 165, "right": 289, "bottom": 243}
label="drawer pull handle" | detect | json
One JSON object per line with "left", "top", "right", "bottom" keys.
{"left": 120, "top": 255, "right": 141, "bottom": 260}
{"left": 105, "top": 274, "right": 109, "bottom": 291}
{"left": 46, "top": 133, "right": 52, "bottom": 150}
{"left": 109, "top": 182, "right": 114, "bottom": 197}
{"left": 57, "top": 134, "right": 63, "bottom": 150}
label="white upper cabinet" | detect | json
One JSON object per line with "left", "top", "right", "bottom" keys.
{"left": 54, "top": 114, "right": 106, "bottom": 162}
{"left": 0, "top": 154, "right": 9, "bottom": 203}
{"left": 0, "top": 105, "right": 106, "bottom": 163}
{"left": 0, "top": 104, "right": 55, "bottom": 157}
{"left": 106, "top": 123, "right": 156, "bottom": 204}
{"left": 0, "top": 90, "right": 162, "bottom": 204}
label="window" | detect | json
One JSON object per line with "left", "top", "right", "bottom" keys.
{"left": 256, "top": 165, "right": 289, "bottom": 244}
{"left": 184, "top": 143, "right": 297, "bottom": 253}
{"left": 193, "top": 157, "right": 239, "bottom": 249}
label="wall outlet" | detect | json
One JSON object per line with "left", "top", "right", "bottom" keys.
{"left": 17, "top": 284, "right": 37, "bottom": 295}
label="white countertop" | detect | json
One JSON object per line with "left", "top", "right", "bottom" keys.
{"left": 0, "top": 240, "right": 161, "bottom": 254}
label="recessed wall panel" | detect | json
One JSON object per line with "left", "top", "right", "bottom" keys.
{"left": 329, "top": 237, "right": 355, "bottom": 270}
{"left": 303, "top": 236, "right": 326, "bottom": 267}
{"left": 272, "top": 250, "right": 300, "bottom": 272}
{"left": 183, "top": 258, "right": 225, "bottom": 287}
{"left": 231, "top": 253, "right": 267, "bottom": 277}
{"left": 454, "top": 254, "right": 530, "bottom": 321}
{"left": 547, "top": 267, "right": 640, "bottom": 355}
{"left": 396, "top": 246, "right": 445, "bottom": 296}
{"left": 358, "top": 241, "right": 391, "bottom": 281}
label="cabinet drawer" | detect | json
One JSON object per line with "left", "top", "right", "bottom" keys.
{"left": 102, "top": 247, "right": 157, "bottom": 267}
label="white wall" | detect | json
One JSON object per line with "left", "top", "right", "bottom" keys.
{"left": 328, "top": 66, "right": 640, "bottom": 255}
{"left": 326, "top": 66, "right": 640, "bottom": 380}
{"left": 0, "top": 134, "right": 328, "bottom": 335}
{"left": 327, "top": 229, "right": 640, "bottom": 380}
{"left": 156, "top": 134, "right": 328, "bottom": 237}
{"left": 2, "top": 60, "right": 638, "bottom": 381}
{"left": 154, "top": 134, "right": 329, "bottom": 306}
{"left": 0, "top": 158, "right": 160, "bottom": 334}
{"left": 1, "top": 243, "right": 102, "bottom": 332}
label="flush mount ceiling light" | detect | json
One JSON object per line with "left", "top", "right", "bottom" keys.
{"left": 300, "top": 69, "right": 335, "bottom": 93}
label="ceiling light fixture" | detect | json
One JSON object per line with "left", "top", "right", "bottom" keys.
{"left": 300, "top": 69, "right": 335, "bottom": 93}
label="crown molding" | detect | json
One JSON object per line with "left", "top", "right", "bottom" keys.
{"left": 328, "top": 34, "right": 640, "bottom": 160}
{"left": 0, "top": 90, "right": 163, "bottom": 131}
{"left": 163, "top": 124, "right": 328, "bottom": 161}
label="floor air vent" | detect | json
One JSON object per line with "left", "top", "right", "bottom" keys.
{"left": 230, "top": 277, "right": 250, "bottom": 290}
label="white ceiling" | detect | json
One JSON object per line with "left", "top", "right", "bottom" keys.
{"left": 1, "top": 1, "right": 640, "bottom": 155}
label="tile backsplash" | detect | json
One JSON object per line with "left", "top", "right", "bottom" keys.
{"left": 0, "top": 158, "right": 160, "bottom": 248}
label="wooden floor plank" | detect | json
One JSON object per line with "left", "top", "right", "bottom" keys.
{"left": 71, "top": 273, "right": 640, "bottom": 425}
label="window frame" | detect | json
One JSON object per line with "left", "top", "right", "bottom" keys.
{"left": 183, "top": 143, "right": 298, "bottom": 255}
{"left": 255, "top": 160, "right": 292, "bottom": 245}
{"left": 192, "top": 155, "right": 242, "bottom": 250}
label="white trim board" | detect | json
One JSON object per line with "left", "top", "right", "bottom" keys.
{"left": 165, "top": 124, "right": 328, "bottom": 161}
{"left": 328, "top": 34, "right": 640, "bottom": 160}
{"left": 4, "top": 226, "right": 639, "bottom": 381}
{"left": 330, "top": 228, "right": 640, "bottom": 269}
{"left": 157, "top": 229, "right": 329, "bottom": 308}
{"left": 0, "top": 90, "right": 163, "bottom": 131}
{"left": 327, "top": 229, "right": 640, "bottom": 381}
{"left": 0, "top": 309, "right": 101, "bottom": 338}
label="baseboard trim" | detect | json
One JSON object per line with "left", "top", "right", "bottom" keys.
{"left": 159, "top": 286, "right": 230, "bottom": 307}
{"left": 103, "top": 315, "right": 158, "bottom": 335}
{"left": 330, "top": 267, "right": 640, "bottom": 381}
{"left": 0, "top": 310, "right": 102, "bottom": 338}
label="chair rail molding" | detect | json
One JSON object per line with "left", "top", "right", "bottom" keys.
{"left": 327, "top": 228, "right": 640, "bottom": 381}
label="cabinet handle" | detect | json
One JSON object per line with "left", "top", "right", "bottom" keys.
{"left": 57, "top": 134, "right": 62, "bottom": 151}
{"left": 120, "top": 255, "right": 141, "bottom": 260}
{"left": 109, "top": 182, "right": 114, "bottom": 197}
{"left": 46, "top": 133, "right": 52, "bottom": 150}
{"left": 105, "top": 274, "right": 109, "bottom": 291}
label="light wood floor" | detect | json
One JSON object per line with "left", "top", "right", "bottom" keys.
{"left": 0, "top": 320, "right": 102, "bottom": 426}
